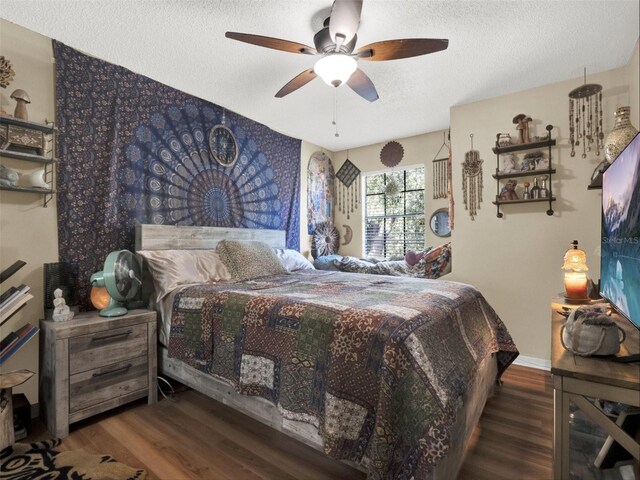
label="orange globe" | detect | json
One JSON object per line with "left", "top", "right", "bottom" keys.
{"left": 90, "top": 286, "right": 111, "bottom": 310}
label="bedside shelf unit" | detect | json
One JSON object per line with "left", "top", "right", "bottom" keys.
{"left": 491, "top": 124, "right": 556, "bottom": 218}
{"left": 0, "top": 116, "right": 57, "bottom": 206}
{"left": 39, "top": 309, "right": 158, "bottom": 438}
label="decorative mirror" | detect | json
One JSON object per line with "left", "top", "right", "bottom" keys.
{"left": 429, "top": 208, "right": 451, "bottom": 237}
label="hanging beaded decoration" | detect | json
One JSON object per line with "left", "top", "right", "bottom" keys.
{"left": 447, "top": 130, "right": 455, "bottom": 230}
{"left": 462, "top": 134, "right": 483, "bottom": 220}
{"left": 432, "top": 131, "right": 449, "bottom": 199}
{"left": 335, "top": 158, "right": 360, "bottom": 220}
{"left": 568, "top": 68, "right": 603, "bottom": 159}
{"left": 432, "top": 159, "right": 448, "bottom": 199}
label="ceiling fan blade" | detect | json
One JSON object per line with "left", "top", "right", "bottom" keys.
{"left": 347, "top": 68, "right": 379, "bottom": 102}
{"left": 275, "top": 69, "right": 318, "bottom": 98}
{"left": 226, "top": 32, "right": 317, "bottom": 55}
{"left": 329, "top": 0, "right": 363, "bottom": 46}
{"left": 357, "top": 38, "right": 449, "bottom": 61}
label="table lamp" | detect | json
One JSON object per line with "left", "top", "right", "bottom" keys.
{"left": 562, "top": 240, "right": 590, "bottom": 304}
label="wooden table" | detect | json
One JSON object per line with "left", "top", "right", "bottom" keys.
{"left": 551, "top": 300, "right": 640, "bottom": 479}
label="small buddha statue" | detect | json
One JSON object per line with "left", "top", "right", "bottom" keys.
{"left": 52, "top": 288, "right": 74, "bottom": 322}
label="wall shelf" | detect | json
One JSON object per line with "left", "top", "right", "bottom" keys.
{"left": 493, "top": 124, "right": 556, "bottom": 218}
{"left": 0, "top": 117, "right": 56, "bottom": 207}
{"left": 492, "top": 168, "right": 556, "bottom": 180}
{"left": 0, "top": 115, "right": 56, "bottom": 133}
{"left": 0, "top": 149, "right": 57, "bottom": 164}
{"left": 492, "top": 137, "right": 556, "bottom": 154}
{"left": 0, "top": 185, "right": 54, "bottom": 195}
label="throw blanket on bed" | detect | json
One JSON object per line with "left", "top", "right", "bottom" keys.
{"left": 317, "top": 243, "right": 452, "bottom": 279}
{"left": 168, "top": 271, "right": 517, "bottom": 479}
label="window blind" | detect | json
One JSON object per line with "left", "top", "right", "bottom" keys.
{"left": 364, "top": 167, "right": 425, "bottom": 259}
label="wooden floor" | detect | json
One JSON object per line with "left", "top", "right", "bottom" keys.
{"left": 27, "top": 364, "right": 553, "bottom": 479}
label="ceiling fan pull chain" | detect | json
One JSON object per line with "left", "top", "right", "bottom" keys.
{"left": 333, "top": 88, "right": 340, "bottom": 137}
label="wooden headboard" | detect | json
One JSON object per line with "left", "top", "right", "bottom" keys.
{"left": 135, "top": 224, "right": 287, "bottom": 251}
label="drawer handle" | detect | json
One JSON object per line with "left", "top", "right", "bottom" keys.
{"left": 91, "top": 329, "right": 133, "bottom": 342}
{"left": 92, "top": 363, "right": 132, "bottom": 378}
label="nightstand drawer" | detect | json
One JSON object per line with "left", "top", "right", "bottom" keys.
{"left": 69, "top": 323, "right": 147, "bottom": 375}
{"left": 69, "top": 355, "right": 148, "bottom": 413}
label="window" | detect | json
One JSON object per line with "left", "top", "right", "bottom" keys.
{"left": 364, "top": 166, "right": 425, "bottom": 259}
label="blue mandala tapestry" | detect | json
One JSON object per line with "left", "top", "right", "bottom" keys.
{"left": 54, "top": 42, "right": 301, "bottom": 309}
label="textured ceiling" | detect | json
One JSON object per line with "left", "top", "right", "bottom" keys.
{"left": 1, "top": 1, "right": 638, "bottom": 151}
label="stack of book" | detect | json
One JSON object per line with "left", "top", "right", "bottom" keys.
{"left": 0, "top": 260, "right": 38, "bottom": 366}
{"left": 0, "top": 284, "right": 33, "bottom": 325}
{"left": 0, "top": 323, "right": 38, "bottom": 365}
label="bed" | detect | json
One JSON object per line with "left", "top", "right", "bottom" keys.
{"left": 135, "top": 224, "right": 518, "bottom": 480}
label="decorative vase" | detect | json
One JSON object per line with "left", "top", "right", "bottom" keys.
{"left": 604, "top": 106, "right": 638, "bottom": 163}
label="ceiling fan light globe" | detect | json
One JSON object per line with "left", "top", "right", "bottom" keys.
{"left": 314, "top": 54, "right": 357, "bottom": 87}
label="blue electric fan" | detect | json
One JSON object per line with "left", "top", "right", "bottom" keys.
{"left": 90, "top": 250, "right": 142, "bottom": 317}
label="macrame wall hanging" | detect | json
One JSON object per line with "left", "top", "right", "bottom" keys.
{"left": 446, "top": 130, "right": 455, "bottom": 230}
{"left": 462, "top": 133, "right": 483, "bottom": 220}
{"left": 336, "top": 157, "right": 361, "bottom": 220}
{"left": 432, "top": 132, "right": 449, "bottom": 199}
{"left": 433, "top": 159, "right": 447, "bottom": 199}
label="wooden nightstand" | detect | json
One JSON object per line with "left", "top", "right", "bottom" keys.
{"left": 39, "top": 309, "right": 158, "bottom": 438}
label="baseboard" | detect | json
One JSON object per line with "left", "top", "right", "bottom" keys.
{"left": 513, "top": 355, "right": 551, "bottom": 371}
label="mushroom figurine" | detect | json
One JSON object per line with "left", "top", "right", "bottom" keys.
{"left": 513, "top": 114, "right": 532, "bottom": 144}
{"left": 10, "top": 89, "right": 30, "bottom": 120}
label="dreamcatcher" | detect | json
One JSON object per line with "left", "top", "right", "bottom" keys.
{"left": 311, "top": 222, "right": 340, "bottom": 258}
{"left": 336, "top": 157, "right": 361, "bottom": 220}
{"left": 462, "top": 133, "right": 483, "bottom": 220}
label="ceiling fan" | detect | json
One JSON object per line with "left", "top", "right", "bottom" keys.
{"left": 225, "top": 0, "right": 449, "bottom": 102}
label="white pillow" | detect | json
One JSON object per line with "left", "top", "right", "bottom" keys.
{"left": 137, "top": 249, "right": 231, "bottom": 299}
{"left": 274, "top": 249, "right": 315, "bottom": 272}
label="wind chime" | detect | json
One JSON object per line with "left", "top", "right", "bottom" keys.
{"left": 462, "top": 134, "right": 483, "bottom": 220}
{"left": 569, "top": 68, "right": 603, "bottom": 159}
{"left": 336, "top": 156, "right": 361, "bottom": 220}
{"left": 432, "top": 132, "right": 449, "bottom": 199}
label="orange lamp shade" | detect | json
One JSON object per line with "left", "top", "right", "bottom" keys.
{"left": 90, "top": 286, "right": 111, "bottom": 310}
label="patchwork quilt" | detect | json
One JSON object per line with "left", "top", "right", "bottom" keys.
{"left": 168, "top": 270, "right": 518, "bottom": 479}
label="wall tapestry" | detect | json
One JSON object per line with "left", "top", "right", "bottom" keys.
{"left": 54, "top": 42, "right": 301, "bottom": 309}
{"left": 307, "top": 151, "right": 335, "bottom": 235}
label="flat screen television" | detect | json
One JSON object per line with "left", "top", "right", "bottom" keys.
{"left": 600, "top": 132, "right": 640, "bottom": 362}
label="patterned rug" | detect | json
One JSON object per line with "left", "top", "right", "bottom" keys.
{"left": 0, "top": 439, "right": 146, "bottom": 480}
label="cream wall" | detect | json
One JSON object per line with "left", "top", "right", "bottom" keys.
{"left": 448, "top": 67, "right": 631, "bottom": 364}
{"left": 332, "top": 130, "right": 450, "bottom": 258}
{"left": 0, "top": 19, "right": 58, "bottom": 404}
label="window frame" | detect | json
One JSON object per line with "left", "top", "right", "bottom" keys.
{"left": 362, "top": 164, "right": 426, "bottom": 259}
